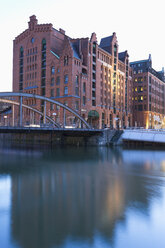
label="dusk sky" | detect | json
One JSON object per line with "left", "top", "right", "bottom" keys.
{"left": 0, "top": 0, "right": 164, "bottom": 92}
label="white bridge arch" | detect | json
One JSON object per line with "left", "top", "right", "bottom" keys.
{"left": 0, "top": 92, "right": 90, "bottom": 129}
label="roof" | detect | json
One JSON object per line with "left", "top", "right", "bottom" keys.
{"left": 130, "top": 59, "right": 149, "bottom": 65}
{"left": 50, "top": 50, "right": 60, "bottom": 59}
{"left": 118, "top": 51, "right": 128, "bottom": 62}
{"left": 70, "top": 41, "right": 81, "bottom": 60}
{"left": 99, "top": 36, "right": 113, "bottom": 53}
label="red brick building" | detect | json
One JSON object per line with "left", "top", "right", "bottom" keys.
{"left": 130, "top": 55, "right": 165, "bottom": 129}
{"left": 13, "top": 15, "right": 133, "bottom": 128}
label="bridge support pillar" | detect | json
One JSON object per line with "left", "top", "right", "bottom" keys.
{"left": 19, "top": 96, "right": 22, "bottom": 126}
{"left": 43, "top": 101, "right": 46, "bottom": 124}
{"left": 63, "top": 109, "right": 66, "bottom": 128}
{"left": 12, "top": 105, "right": 15, "bottom": 126}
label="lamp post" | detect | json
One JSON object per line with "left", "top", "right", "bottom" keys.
{"left": 4, "top": 115, "right": 7, "bottom": 126}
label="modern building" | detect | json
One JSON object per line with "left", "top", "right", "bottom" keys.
{"left": 130, "top": 55, "right": 165, "bottom": 129}
{"left": 13, "top": 15, "right": 133, "bottom": 128}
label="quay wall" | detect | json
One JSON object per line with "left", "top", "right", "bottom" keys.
{"left": 0, "top": 127, "right": 121, "bottom": 147}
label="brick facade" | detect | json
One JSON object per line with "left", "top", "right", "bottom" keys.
{"left": 13, "top": 15, "right": 133, "bottom": 128}
{"left": 130, "top": 55, "right": 165, "bottom": 129}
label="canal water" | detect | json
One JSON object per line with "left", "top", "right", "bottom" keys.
{"left": 0, "top": 147, "right": 165, "bottom": 248}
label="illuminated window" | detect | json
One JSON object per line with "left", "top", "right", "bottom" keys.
{"left": 135, "top": 97, "right": 137, "bottom": 101}
{"left": 135, "top": 87, "right": 137, "bottom": 92}
{"left": 141, "top": 96, "right": 143, "bottom": 101}
{"left": 135, "top": 78, "right": 137, "bottom": 82}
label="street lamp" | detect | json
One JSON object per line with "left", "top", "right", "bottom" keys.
{"left": 4, "top": 115, "right": 7, "bottom": 126}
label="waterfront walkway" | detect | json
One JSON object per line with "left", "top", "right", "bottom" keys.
{"left": 122, "top": 129, "right": 165, "bottom": 144}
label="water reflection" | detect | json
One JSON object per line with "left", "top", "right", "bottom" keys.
{"left": 0, "top": 147, "right": 165, "bottom": 248}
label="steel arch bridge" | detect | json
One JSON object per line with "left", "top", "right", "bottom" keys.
{"left": 0, "top": 92, "right": 90, "bottom": 129}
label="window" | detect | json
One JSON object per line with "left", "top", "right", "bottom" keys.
{"left": 42, "top": 52, "right": 46, "bottom": 60}
{"left": 51, "top": 66, "right": 55, "bottom": 75}
{"left": 93, "top": 73, "right": 96, "bottom": 80}
{"left": 75, "top": 101, "right": 79, "bottom": 110}
{"left": 41, "top": 88, "right": 45, "bottom": 96}
{"left": 20, "top": 47, "right": 24, "bottom": 57}
{"left": 42, "top": 60, "right": 46, "bottom": 68}
{"left": 83, "top": 82, "right": 86, "bottom": 93}
{"left": 92, "top": 91, "right": 96, "bottom": 97}
{"left": 64, "top": 86, "right": 68, "bottom": 95}
{"left": 56, "top": 88, "right": 60, "bottom": 97}
{"left": 75, "top": 75, "right": 79, "bottom": 85}
{"left": 92, "top": 100, "right": 96, "bottom": 106}
{"left": 114, "top": 44, "right": 117, "bottom": 57}
{"left": 83, "top": 96, "right": 86, "bottom": 105}
{"left": 64, "top": 74, "right": 68, "bottom": 84}
{"left": 50, "top": 103, "right": 54, "bottom": 110}
{"left": 42, "top": 69, "right": 46, "bottom": 77}
{"left": 64, "top": 56, "right": 69, "bottom": 66}
{"left": 41, "top": 78, "right": 45, "bottom": 87}
{"left": 51, "top": 78, "right": 55, "bottom": 86}
{"left": 92, "top": 81, "right": 96, "bottom": 88}
{"left": 56, "top": 76, "right": 60, "bottom": 85}
{"left": 75, "top": 87, "right": 79, "bottom": 96}
{"left": 93, "top": 42, "right": 96, "bottom": 54}
{"left": 42, "top": 39, "right": 46, "bottom": 51}
{"left": 138, "top": 105, "right": 143, "bottom": 111}
{"left": 56, "top": 105, "right": 60, "bottom": 110}
{"left": 50, "top": 89, "right": 54, "bottom": 97}
{"left": 93, "top": 56, "right": 96, "bottom": 63}
{"left": 93, "top": 64, "right": 96, "bottom": 71}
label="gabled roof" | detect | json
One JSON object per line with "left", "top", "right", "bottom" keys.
{"left": 99, "top": 36, "right": 113, "bottom": 53}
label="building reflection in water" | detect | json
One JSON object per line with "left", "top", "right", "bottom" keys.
{"left": 1, "top": 147, "right": 164, "bottom": 248}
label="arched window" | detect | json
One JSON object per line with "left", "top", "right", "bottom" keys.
{"left": 51, "top": 66, "right": 55, "bottom": 75}
{"left": 42, "top": 39, "right": 46, "bottom": 51}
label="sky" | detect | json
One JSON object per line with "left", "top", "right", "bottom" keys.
{"left": 0, "top": 0, "right": 165, "bottom": 92}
